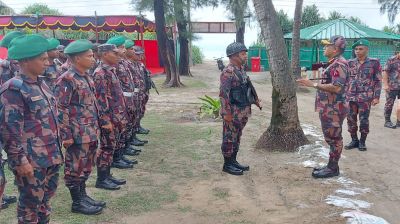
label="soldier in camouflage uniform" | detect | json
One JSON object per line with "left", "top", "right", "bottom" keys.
{"left": 40, "top": 38, "right": 62, "bottom": 92}
{"left": 297, "top": 35, "right": 349, "bottom": 178}
{"left": 54, "top": 40, "right": 104, "bottom": 215}
{"left": 0, "top": 31, "right": 24, "bottom": 210}
{"left": 345, "top": 39, "right": 382, "bottom": 151}
{"left": 383, "top": 51, "right": 400, "bottom": 128}
{"left": 92, "top": 44, "right": 131, "bottom": 191}
{"left": 0, "top": 34, "right": 63, "bottom": 223}
{"left": 219, "top": 42, "right": 260, "bottom": 176}
{"left": 108, "top": 37, "right": 140, "bottom": 163}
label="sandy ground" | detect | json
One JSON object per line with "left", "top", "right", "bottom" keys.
{"left": 119, "top": 60, "right": 399, "bottom": 224}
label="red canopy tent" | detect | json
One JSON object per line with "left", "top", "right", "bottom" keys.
{"left": 0, "top": 15, "right": 163, "bottom": 74}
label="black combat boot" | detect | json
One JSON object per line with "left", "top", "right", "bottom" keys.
{"left": 130, "top": 134, "right": 145, "bottom": 146}
{"left": 121, "top": 154, "right": 138, "bottom": 165}
{"left": 124, "top": 146, "right": 141, "bottom": 156}
{"left": 345, "top": 134, "right": 359, "bottom": 150}
{"left": 384, "top": 118, "right": 397, "bottom": 129}
{"left": 222, "top": 157, "right": 243, "bottom": 175}
{"left": 134, "top": 135, "right": 148, "bottom": 144}
{"left": 112, "top": 151, "right": 134, "bottom": 169}
{"left": 358, "top": 134, "right": 367, "bottom": 151}
{"left": 80, "top": 182, "right": 106, "bottom": 208}
{"left": 397, "top": 120, "right": 400, "bottom": 128}
{"left": 107, "top": 168, "right": 127, "bottom": 185}
{"left": 312, "top": 159, "right": 339, "bottom": 178}
{"left": 69, "top": 187, "right": 103, "bottom": 215}
{"left": 95, "top": 167, "right": 121, "bottom": 190}
{"left": 138, "top": 126, "right": 150, "bottom": 135}
{"left": 232, "top": 151, "right": 249, "bottom": 171}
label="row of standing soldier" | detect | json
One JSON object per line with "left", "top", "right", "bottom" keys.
{"left": 0, "top": 31, "right": 154, "bottom": 223}
{"left": 221, "top": 36, "right": 400, "bottom": 179}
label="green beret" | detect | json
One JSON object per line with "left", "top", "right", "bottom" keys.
{"left": 47, "top": 38, "right": 61, "bottom": 51}
{"left": 0, "top": 31, "right": 24, "bottom": 49}
{"left": 124, "top": 39, "right": 134, "bottom": 49}
{"left": 106, "top": 36, "right": 126, "bottom": 47}
{"left": 64, "top": 39, "right": 93, "bottom": 55}
{"left": 8, "top": 34, "right": 49, "bottom": 60}
{"left": 352, "top": 39, "right": 369, "bottom": 49}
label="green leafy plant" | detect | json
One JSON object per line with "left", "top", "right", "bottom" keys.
{"left": 192, "top": 45, "right": 204, "bottom": 65}
{"left": 199, "top": 95, "right": 221, "bottom": 118}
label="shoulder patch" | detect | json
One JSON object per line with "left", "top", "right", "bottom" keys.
{"left": 0, "top": 78, "right": 23, "bottom": 95}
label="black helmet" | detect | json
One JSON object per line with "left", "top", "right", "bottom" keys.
{"left": 226, "top": 42, "right": 247, "bottom": 57}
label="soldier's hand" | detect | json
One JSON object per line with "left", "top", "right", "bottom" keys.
{"left": 296, "top": 79, "right": 314, "bottom": 87}
{"left": 223, "top": 114, "right": 233, "bottom": 122}
{"left": 371, "top": 99, "right": 379, "bottom": 106}
{"left": 16, "top": 163, "right": 34, "bottom": 177}
{"left": 63, "top": 139, "right": 74, "bottom": 148}
{"left": 256, "top": 99, "right": 262, "bottom": 110}
{"left": 102, "top": 123, "right": 113, "bottom": 131}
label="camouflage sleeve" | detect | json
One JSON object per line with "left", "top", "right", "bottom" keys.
{"left": 0, "top": 90, "right": 29, "bottom": 166}
{"left": 383, "top": 59, "right": 391, "bottom": 72}
{"left": 331, "top": 64, "right": 347, "bottom": 88}
{"left": 93, "top": 74, "right": 112, "bottom": 127}
{"left": 54, "top": 80, "right": 74, "bottom": 142}
{"left": 219, "top": 72, "right": 233, "bottom": 117}
{"left": 373, "top": 60, "right": 383, "bottom": 100}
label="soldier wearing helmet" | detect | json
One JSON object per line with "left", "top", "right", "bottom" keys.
{"left": 297, "top": 35, "right": 350, "bottom": 178}
{"left": 219, "top": 42, "right": 261, "bottom": 176}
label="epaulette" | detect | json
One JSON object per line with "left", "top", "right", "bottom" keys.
{"left": 0, "top": 78, "right": 23, "bottom": 95}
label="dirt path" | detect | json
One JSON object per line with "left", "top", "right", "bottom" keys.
{"left": 119, "top": 61, "right": 399, "bottom": 224}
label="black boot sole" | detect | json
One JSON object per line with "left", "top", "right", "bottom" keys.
{"left": 95, "top": 183, "right": 121, "bottom": 190}
{"left": 71, "top": 208, "right": 103, "bottom": 215}
{"left": 358, "top": 148, "right": 367, "bottom": 151}
{"left": 222, "top": 167, "right": 243, "bottom": 175}
{"left": 312, "top": 171, "right": 340, "bottom": 178}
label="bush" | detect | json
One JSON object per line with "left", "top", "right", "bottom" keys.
{"left": 192, "top": 45, "right": 204, "bottom": 65}
{"left": 199, "top": 95, "right": 221, "bottom": 118}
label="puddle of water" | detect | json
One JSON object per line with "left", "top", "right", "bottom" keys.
{"left": 325, "top": 195, "right": 372, "bottom": 210}
{"left": 341, "top": 210, "right": 390, "bottom": 224}
{"left": 336, "top": 189, "right": 361, "bottom": 196}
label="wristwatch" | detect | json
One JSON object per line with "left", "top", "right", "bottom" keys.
{"left": 313, "top": 83, "right": 318, "bottom": 88}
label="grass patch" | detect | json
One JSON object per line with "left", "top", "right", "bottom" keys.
{"left": 212, "top": 187, "right": 230, "bottom": 200}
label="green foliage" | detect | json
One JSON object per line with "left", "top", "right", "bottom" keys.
{"left": 379, "top": 0, "right": 400, "bottom": 24}
{"left": 277, "top": 9, "right": 294, "bottom": 34}
{"left": 221, "top": 0, "right": 249, "bottom": 27}
{"left": 21, "top": 3, "right": 62, "bottom": 15}
{"left": 301, "top": 4, "right": 324, "bottom": 28}
{"left": 0, "top": 1, "right": 14, "bottom": 15}
{"left": 199, "top": 95, "right": 221, "bottom": 118}
{"left": 327, "top": 11, "right": 344, "bottom": 20}
{"left": 191, "top": 45, "right": 204, "bottom": 64}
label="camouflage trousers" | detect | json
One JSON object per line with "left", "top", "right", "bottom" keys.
{"left": 319, "top": 109, "right": 346, "bottom": 162}
{"left": 221, "top": 116, "right": 249, "bottom": 158}
{"left": 0, "top": 160, "right": 5, "bottom": 207}
{"left": 124, "top": 106, "right": 136, "bottom": 143}
{"left": 132, "top": 98, "right": 143, "bottom": 133}
{"left": 347, "top": 101, "right": 371, "bottom": 135}
{"left": 97, "top": 123, "right": 125, "bottom": 168}
{"left": 13, "top": 164, "right": 60, "bottom": 224}
{"left": 384, "top": 89, "right": 400, "bottom": 120}
{"left": 64, "top": 142, "right": 98, "bottom": 188}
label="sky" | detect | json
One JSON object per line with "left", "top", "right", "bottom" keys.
{"left": 3, "top": 0, "right": 400, "bottom": 59}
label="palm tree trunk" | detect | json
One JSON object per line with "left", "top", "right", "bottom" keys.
{"left": 174, "top": 0, "right": 191, "bottom": 76}
{"left": 291, "top": 0, "right": 303, "bottom": 78}
{"left": 252, "top": 0, "right": 309, "bottom": 151}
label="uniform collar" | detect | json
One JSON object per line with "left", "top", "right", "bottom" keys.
{"left": 70, "top": 66, "right": 88, "bottom": 77}
{"left": 18, "top": 73, "right": 40, "bottom": 84}
{"left": 100, "top": 61, "right": 115, "bottom": 71}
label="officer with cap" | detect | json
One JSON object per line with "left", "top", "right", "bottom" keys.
{"left": 220, "top": 42, "right": 260, "bottom": 176}
{"left": 297, "top": 35, "right": 349, "bottom": 178}
{"left": 54, "top": 39, "right": 105, "bottom": 215}
{"left": 92, "top": 43, "right": 130, "bottom": 191}
{"left": 55, "top": 44, "right": 67, "bottom": 66}
{"left": 382, "top": 47, "right": 400, "bottom": 128}
{"left": 0, "top": 31, "right": 21, "bottom": 210}
{"left": 345, "top": 39, "right": 382, "bottom": 151}
{"left": 40, "top": 38, "right": 62, "bottom": 92}
{"left": 0, "top": 34, "right": 63, "bottom": 223}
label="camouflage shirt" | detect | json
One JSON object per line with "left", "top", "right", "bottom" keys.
{"left": 0, "top": 59, "right": 20, "bottom": 86}
{"left": 91, "top": 62, "right": 128, "bottom": 127}
{"left": 129, "top": 61, "right": 147, "bottom": 100}
{"left": 383, "top": 56, "right": 400, "bottom": 90}
{"left": 219, "top": 63, "right": 251, "bottom": 119}
{"left": 347, "top": 57, "right": 382, "bottom": 102}
{"left": 315, "top": 56, "right": 349, "bottom": 113}
{"left": 40, "top": 63, "right": 62, "bottom": 93}
{"left": 54, "top": 67, "right": 100, "bottom": 144}
{"left": 116, "top": 59, "right": 136, "bottom": 109}
{"left": 0, "top": 74, "right": 63, "bottom": 168}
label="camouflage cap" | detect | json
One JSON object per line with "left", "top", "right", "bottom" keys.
{"left": 0, "top": 31, "right": 24, "bottom": 49}
{"left": 47, "top": 38, "right": 61, "bottom": 51}
{"left": 8, "top": 34, "right": 49, "bottom": 60}
{"left": 226, "top": 42, "right": 247, "bottom": 57}
{"left": 321, "top": 35, "right": 346, "bottom": 50}
{"left": 98, "top": 44, "right": 118, "bottom": 53}
{"left": 133, "top": 46, "right": 144, "bottom": 54}
{"left": 64, "top": 39, "right": 93, "bottom": 55}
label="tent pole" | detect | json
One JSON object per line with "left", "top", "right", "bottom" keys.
{"left": 95, "top": 11, "right": 99, "bottom": 43}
